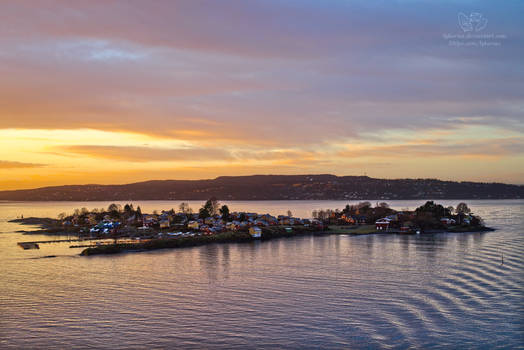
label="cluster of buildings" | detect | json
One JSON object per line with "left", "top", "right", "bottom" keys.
{"left": 374, "top": 214, "right": 473, "bottom": 232}
{"left": 78, "top": 209, "right": 320, "bottom": 239}
{"left": 339, "top": 214, "right": 368, "bottom": 225}
{"left": 89, "top": 220, "right": 120, "bottom": 234}
{"left": 184, "top": 212, "right": 316, "bottom": 236}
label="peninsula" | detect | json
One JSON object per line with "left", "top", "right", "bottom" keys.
{"left": 12, "top": 200, "right": 493, "bottom": 256}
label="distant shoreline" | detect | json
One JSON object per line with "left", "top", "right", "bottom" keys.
{"left": 1, "top": 175, "right": 522, "bottom": 201}
{"left": 2, "top": 197, "right": 522, "bottom": 202}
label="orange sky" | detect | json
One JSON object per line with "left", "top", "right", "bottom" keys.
{"left": 1, "top": 1, "right": 523, "bottom": 190}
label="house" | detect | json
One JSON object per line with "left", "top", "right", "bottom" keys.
{"left": 249, "top": 226, "right": 262, "bottom": 238}
{"left": 340, "top": 214, "right": 356, "bottom": 224}
{"left": 226, "top": 221, "right": 240, "bottom": 231}
{"left": 254, "top": 219, "right": 269, "bottom": 227}
{"left": 187, "top": 221, "right": 200, "bottom": 230}
{"left": 311, "top": 219, "right": 324, "bottom": 229}
{"left": 159, "top": 219, "right": 170, "bottom": 229}
{"left": 375, "top": 218, "right": 391, "bottom": 230}
{"left": 142, "top": 215, "right": 156, "bottom": 227}
{"left": 353, "top": 215, "right": 367, "bottom": 224}
{"left": 386, "top": 214, "right": 398, "bottom": 221}
{"left": 440, "top": 218, "right": 456, "bottom": 226}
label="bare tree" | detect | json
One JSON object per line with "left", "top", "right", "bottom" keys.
{"left": 179, "top": 202, "right": 190, "bottom": 214}
{"left": 456, "top": 203, "right": 471, "bottom": 214}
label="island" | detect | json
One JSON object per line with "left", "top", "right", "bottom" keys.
{"left": 12, "top": 199, "right": 493, "bottom": 256}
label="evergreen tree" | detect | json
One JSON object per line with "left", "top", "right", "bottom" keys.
{"left": 219, "top": 205, "right": 230, "bottom": 221}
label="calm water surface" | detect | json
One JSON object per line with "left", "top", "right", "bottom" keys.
{"left": 0, "top": 200, "right": 523, "bottom": 349}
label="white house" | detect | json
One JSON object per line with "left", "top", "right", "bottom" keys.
{"left": 249, "top": 226, "right": 262, "bottom": 238}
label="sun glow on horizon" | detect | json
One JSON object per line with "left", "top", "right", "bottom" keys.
{"left": 0, "top": 1, "right": 523, "bottom": 189}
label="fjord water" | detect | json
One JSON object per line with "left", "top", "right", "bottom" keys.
{"left": 0, "top": 200, "right": 522, "bottom": 349}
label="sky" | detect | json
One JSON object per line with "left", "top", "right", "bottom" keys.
{"left": 0, "top": 0, "right": 523, "bottom": 190}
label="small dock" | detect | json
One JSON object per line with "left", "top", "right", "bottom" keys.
{"left": 17, "top": 237, "right": 111, "bottom": 249}
{"left": 70, "top": 239, "right": 150, "bottom": 248}
{"left": 17, "top": 237, "right": 150, "bottom": 250}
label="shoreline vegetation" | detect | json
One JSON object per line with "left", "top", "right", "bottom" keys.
{"left": 11, "top": 199, "right": 493, "bottom": 256}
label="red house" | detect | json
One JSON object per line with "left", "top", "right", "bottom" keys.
{"left": 375, "top": 218, "right": 391, "bottom": 230}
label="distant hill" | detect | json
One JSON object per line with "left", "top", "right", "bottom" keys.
{"left": 0, "top": 175, "right": 522, "bottom": 201}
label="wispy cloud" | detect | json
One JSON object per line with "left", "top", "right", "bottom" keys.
{"left": 0, "top": 160, "right": 46, "bottom": 168}
{"left": 55, "top": 145, "right": 234, "bottom": 162}
{"left": 338, "top": 137, "right": 524, "bottom": 159}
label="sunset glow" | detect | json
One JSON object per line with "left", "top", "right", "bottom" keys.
{"left": 1, "top": 1, "right": 523, "bottom": 189}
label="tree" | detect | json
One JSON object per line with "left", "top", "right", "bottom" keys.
{"left": 447, "top": 206, "right": 454, "bottom": 214}
{"left": 379, "top": 202, "right": 389, "bottom": 208}
{"left": 136, "top": 206, "right": 142, "bottom": 219}
{"left": 358, "top": 201, "right": 371, "bottom": 209}
{"left": 199, "top": 207, "right": 210, "bottom": 219}
{"left": 219, "top": 205, "right": 230, "bottom": 221}
{"left": 124, "top": 203, "right": 134, "bottom": 213}
{"left": 179, "top": 202, "right": 191, "bottom": 214}
{"left": 108, "top": 203, "right": 121, "bottom": 213}
{"left": 287, "top": 210, "right": 293, "bottom": 217}
{"left": 312, "top": 210, "right": 318, "bottom": 219}
{"left": 57, "top": 212, "right": 66, "bottom": 221}
{"left": 414, "top": 201, "right": 452, "bottom": 228}
{"left": 202, "top": 197, "right": 220, "bottom": 217}
{"left": 456, "top": 202, "right": 471, "bottom": 214}
{"left": 414, "top": 211, "right": 439, "bottom": 229}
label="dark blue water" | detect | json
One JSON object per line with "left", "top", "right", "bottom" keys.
{"left": 0, "top": 200, "right": 522, "bottom": 349}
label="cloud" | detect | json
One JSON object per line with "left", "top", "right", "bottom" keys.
{"left": 0, "top": 160, "right": 46, "bottom": 168}
{"left": 0, "top": 0, "right": 522, "bottom": 146}
{"left": 338, "top": 137, "right": 524, "bottom": 159}
{"left": 55, "top": 145, "right": 234, "bottom": 162}
{"left": 0, "top": 1, "right": 523, "bottom": 188}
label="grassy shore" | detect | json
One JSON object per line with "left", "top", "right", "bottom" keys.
{"left": 327, "top": 225, "right": 382, "bottom": 235}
